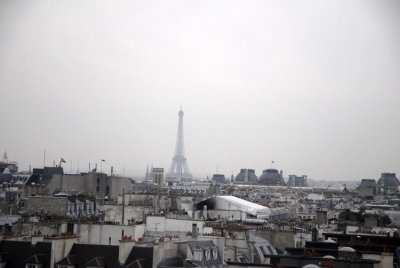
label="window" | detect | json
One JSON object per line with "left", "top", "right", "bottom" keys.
{"left": 212, "top": 249, "right": 218, "bottom": 259}
{"left": 205, "top": 250, "right": 210, "bottom": 260}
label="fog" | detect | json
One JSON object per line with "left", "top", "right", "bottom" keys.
{"left": 0, "top": 0, "right": 399, "bottom": 180}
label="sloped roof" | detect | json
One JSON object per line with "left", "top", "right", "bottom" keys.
{"left": 377, "top": 173, "right": 400, "bottom": 188}
{"left": 124, "top": 246, "right": 153, "bottom": 268}
{"left": 85, "top": 256, "right": 106, "bottom": 267}
{"left": 235, "top": 169, "right": 258, "bottom": 183}
{"left": 56, "top": 255, "right": 77, "bottom": 265}
{"left": 0, "top": 240, "right": 51, "bottom": 268}
{"left": 24, "top": 254, "right": 48, "bottom": 264}
{"left": 187, "top": 240, "right": 221, "bottom": 267}
{"left": 56, "top": 244, "right": 119, "bottom": 268}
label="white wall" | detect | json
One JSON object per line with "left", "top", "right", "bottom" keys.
{"left": 146, "top": 216, "right": 204, "bottom": 234}
{"left": 78, "top": 223, "right": 145, "bottom": 245}
{"left": 49, "top": 237, "right": 78, "bottom": 268}
{"left": 152, "top": 240, "right": 179, "bottom": 268}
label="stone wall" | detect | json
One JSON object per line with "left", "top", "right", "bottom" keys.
{"left": 24, "top": 196, "right": 68, "bottom": 215}
{"left": 47, "top": 173, "right": 132, "bottom": 198}
{"left": 255, "top": 230, "right": 295, "bottom": 251}
{"left": 77, "top": 223, "right": 145, "bottom": 245}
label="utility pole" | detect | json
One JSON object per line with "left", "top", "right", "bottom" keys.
{"left": 121, "top": 189, "right": 125, "bottom": 225}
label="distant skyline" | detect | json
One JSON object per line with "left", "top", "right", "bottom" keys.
{"left": 1, "top": 0, "right": 399, "bottom": 180}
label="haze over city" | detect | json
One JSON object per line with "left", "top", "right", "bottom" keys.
{"left": 0, "top": 0, "right": 399, "bottom": 180}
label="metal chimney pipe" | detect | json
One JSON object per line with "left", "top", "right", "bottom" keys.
{"left": 192, "top": 223, "right": 197, "bottom": 238}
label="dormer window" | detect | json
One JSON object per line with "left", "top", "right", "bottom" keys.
{"left": 204, "top": 249, "right": 210, "bottom": 260}
{"left": 25, "top": 254, "right": 45, "bottom": 268}
{"left": 26, "top": 265, "right": 42, "bottom": 268}
{"left": 212, "top": 249, "right": 218, "bottom": 259}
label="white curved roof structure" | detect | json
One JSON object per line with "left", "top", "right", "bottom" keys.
{"left": 196, "top": 195, "right": 270, "bottom": 219}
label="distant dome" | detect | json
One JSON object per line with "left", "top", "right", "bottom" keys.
{"left": 303, "top": 265, "right": 320, "bottom": 268}
{"left": 323, "top": 239, "right": 336, "bottom": 243}
{"left": 259, "top": 169, "right": 285, "bottom": 185}
{"left": 322, "top": 255, "right": 336, "bottom": 259}
{"left": 339, "top": 247, "right": 356, "bottom": 252}
{"left": 235, "top": 169, "right": 258, "bottom": 183}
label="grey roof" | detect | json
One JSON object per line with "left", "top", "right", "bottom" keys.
{"left": 0, "top": 240, "right": 51, "bottom": 268}
{"left": 85, "top": 256, "right": 106, "bottom": 267}
{"left": 287, "top": 175, "right": 308, "bottom": 187}
{"left": 377, "top": 173, "right": 400, "bottom": 188}
{"left": 212, "top": 174, "right": 227, "bottom": 184}
{"left": 157, "top": 256, "right": 197, "bottom": 268}
{"left": 124, "top": 246, "right": 153, "bottom": 268}
{"left": 57, "top": 255, "right": 77, "bottom": 266}
{"left": 56, "top": 243, "right": 119, "bottom": 268}
{"left": 24, "top": 254, "right": 48, "bottom": 265}
{"left": 187, "top": 240, "right": 222, "bottom": 267}
{"left": 235, "top": 169, "right": 258, "bottom": 183}
{"left": 358, "top": 179, "right": 376, "bottom": 189}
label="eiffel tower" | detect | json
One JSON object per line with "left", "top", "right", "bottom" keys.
{"left": 166, "top": 108, "right": 193, "bottom": 182}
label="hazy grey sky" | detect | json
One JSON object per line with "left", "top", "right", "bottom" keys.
{"left": 1, "top": 0, "right": 399, "bottom": 180}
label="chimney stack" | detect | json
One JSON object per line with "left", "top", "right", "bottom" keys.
{"left": 119, "top": 237, "right": 136, "bottom": 265}
{"left": 192, "top": 223, "right": 198, "bottom": 238}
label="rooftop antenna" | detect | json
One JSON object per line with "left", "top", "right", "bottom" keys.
{"left": 43, "top": 149, "right": 46, "bottom": 167}
{"left": 271, "top": 160, "right": 275, "bottom": 169}
{"left": 100, "top": 159, "right": 106, "bottom": 173}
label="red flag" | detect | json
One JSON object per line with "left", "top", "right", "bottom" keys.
{"left": 60, "top": 157, "right": 66, "bottom": 163}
